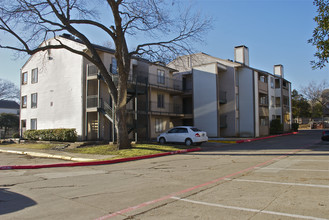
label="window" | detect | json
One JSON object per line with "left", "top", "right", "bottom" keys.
{"left": 283, "top": 96, "right": 289, "bottom": 106}
{"left": 260, "top": 117, "right": 269, "bottom": 126}
{"left": 155, "top": 118, "right": 163, "bottom": 133}
{"left": 177, "top": 128, "right": 188, "bottom": 133}
{"left": 22, "top": 96, "right": 27, "bottom": 108}
{"left": 157, "top": 69, "right": 165, "bottom": 84}
{"left": 21, "top": 120, "right": 26, "bottom": 128}
{"left": 32, "top": 68, "right": 38, "bottom": 83}
{"left": 271, "top": 96, "right": 275, "bottom": 107}
{"left": 22, "top": 72, "right": 27, "bottom": 85}
{"left": 275, "top": 79, "right": 280, "bottom": 88}
{"left": 283, "top": 80, "right": 287, "bottom": 88}
{"left": 111, "top": 57, "right": 117, "bottom": 74}
{"left": 272, "top": 115, "right": 276, "bottom": 120}
{"left": 157, "top": 94, "right": 164, "bottom": 108}
{"left": 31, "top": 119, "right": 37, "bottom": 130}
{"left": 31, "top": 93, "right": 38, "bottom": 108}
{"left": 259, "top": 95, "right": 268, "bottom": 106}
{"left": 259, "top": 75, "right": 266, "bottom": 83}
{"left": 275, "top": 97, "right": 281, "bottom": 107}
{"left": 270, "top": 77, "right": 274, "bottom": 88}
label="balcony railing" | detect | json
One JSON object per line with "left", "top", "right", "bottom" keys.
{"left": 87, "top": 64, "right": 99, "bottom": 77}
{"left": 149, "top": 101, "right": 183, "bottom": 115}
{"left": 148, "top": 74, "right": 182, "bottom": 91}
{"left": 87, "top": 95, "right": 98, "bottom": 108}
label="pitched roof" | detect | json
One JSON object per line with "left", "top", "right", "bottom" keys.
{"left": 0, "top": 100, "right": 20, "bottom": 109}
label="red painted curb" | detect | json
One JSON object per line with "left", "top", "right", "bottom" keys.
{"left": 235, "top": 132, "right": 298, "bottom": 143}
{"left": 0, "top": 148, "right": 201, "bottom": 170}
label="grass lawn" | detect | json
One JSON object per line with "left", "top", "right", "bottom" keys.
{"left": 68, "top": 144, "right": 193, "bottom": 159}
{"left": 0, "top": 142, "right": 196, "bottom": 160}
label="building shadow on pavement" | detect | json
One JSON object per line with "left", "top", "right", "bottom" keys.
{"left": 0, "top": 188, "right": 36, "bottom": 215}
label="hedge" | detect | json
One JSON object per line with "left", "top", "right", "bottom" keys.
{"left": 23, "top": 128, "right": 77, "bottom": 142}
{"left": 270, "top": 119, "right": 283, "bottom": 134}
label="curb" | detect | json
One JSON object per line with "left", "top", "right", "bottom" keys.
{"left": 0, "top": 148, "right": 201, "bottom": 170}
{"left": 208, "top": 132, "right": 298, "bottom": 144}
{"left": 0, "top": 149, "right": 95, "bottom": 162}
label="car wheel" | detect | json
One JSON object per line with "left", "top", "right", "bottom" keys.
{"left": 159, "top": 137, "right": 166, "bottom": 144}
{"left": 185, "top": 138, "right": 193, "bottom": 146}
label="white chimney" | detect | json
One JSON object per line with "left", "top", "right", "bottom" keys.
{"left": 234, "top": 45, "right": 249, "bottom": 66}
{"left": 274, "top": 64, "right": 284, "bottom": 78}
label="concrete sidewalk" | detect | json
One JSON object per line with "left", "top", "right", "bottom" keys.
{"left": 0, "top": 146, "right": 113, "bottom": 162}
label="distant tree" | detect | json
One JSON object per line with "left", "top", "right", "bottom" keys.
{"left": 0, "top": 113, "right": 19, "bottom": 138}
{"left": 312, "top": 102, "right": 324, "bottom": 118}
{"left": 291, "top": 89, "right": 311, "bottom": 118}
{"left": 309, "top": 0, "right": 329, "bottom": 69}
{"left": 0, "top": 0, "right": 211, "bottom": 149}
{"left": 0, "top": 79, "right": 19, "bottom": 102}
{"left": 301, "top": 80, "right": 329, "bottom": 114}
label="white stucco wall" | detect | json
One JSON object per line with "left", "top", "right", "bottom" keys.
{"left": 193, "top": 63, "right": 218, "bottom": 137}
{"left": 238, "top": 67, "right": 255, "bottom": 137}
{"left": 20, "top": 37, "right": 86, "bottom": 137}
{"left": 254, "top": 71, "right": 259, "bottom": 137}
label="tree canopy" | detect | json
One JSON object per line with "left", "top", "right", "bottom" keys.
{"left": 0, "top": 78, "right": 19, "bottom": 102}
{"left": 309, "top": 0, "right": 329, "bottom": 69}
{"left": 0, "top": 0, "right": 211, "bottom": 149}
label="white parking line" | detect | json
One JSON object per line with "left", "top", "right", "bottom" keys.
{"left": 290, "top": 160, "right": 329, "bottom": 162}
{"left": 171, "top": 197, "right": 328, "bottom": 220}
{"left": 229, "top": 178, "right": 329, "bottom": 188}
{"left": 260, "top": 167, "right": 329, "bottom": 172}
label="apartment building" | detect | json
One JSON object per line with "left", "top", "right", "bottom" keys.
{"left": 168, "top": 46, "right": 292, "bottom": 138}
{"left": 20, "top": 35, "right": 183, "bottom": 141}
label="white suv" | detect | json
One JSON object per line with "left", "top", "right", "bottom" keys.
{"left": 157, "top": 126, "right": 208, "bottom": 146}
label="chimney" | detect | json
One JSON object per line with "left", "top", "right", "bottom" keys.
{"left": 234, "top": 45, "right": 249, "bottom": 66}
{"left": 274, "top": 64, "right": 284, "bottom": 78}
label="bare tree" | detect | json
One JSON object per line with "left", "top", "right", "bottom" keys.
{"left": 0, "top": 0, "right": 211, "bottom": 149}
{"left": 301, "top": 80, "right": 329, "bottom": 114}
{"left": 0, "top": 79, "right": 19, "bottom": 102}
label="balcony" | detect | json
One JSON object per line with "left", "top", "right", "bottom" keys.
{"left": 148, "top": 74, "right": 182, "bottom": 93}
{"left": 149, "top": 101, "right": 183, "bottom": 116}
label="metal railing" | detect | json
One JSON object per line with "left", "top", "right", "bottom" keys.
{"left": 149, "top": 101, "right": 183, "bottom": 114}
{"left": 87, "top": 64, "right": 98, "bottom": 77}
{"left": 148, "top": 74, "right": 182, "bottom": 91}
{"left": 87, "top": 95, "right": 98, "bottom": 108}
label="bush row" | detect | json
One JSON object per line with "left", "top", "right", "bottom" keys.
{"left": 23, "top": 129, "right": 77, "bottom": 142}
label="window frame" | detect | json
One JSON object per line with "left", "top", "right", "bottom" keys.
{"left": 21, "top": 96, "right": 27, "bottom": 108}
{"left": 31, "top": 118, "right": 37, "bottom": 130}
{"left": 155, "top": 118, "right": 163, "bottom": 133}
{"left": 157, "top": 93, "right": 164, "bottom": 108}
{"left": 22, "top": 72, "right": 28, "bottom": 85}
{"left": 111, "top": 57, "right": 117, "bottom": 74}
{"left": 31, "top": 68, "right": 38, "bottom": 84}
{"left": 157, "top": 69, "right": 165, "bottom": 84}
{"left": 31, "top": 93, "right": 38, "bottom": 108}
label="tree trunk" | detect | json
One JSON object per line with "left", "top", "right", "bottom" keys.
{"left": 115, "top": 67, "right": 132, "bottom": 149}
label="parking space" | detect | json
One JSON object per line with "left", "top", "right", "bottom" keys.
{"left": 118, "top": 146, "right": 329, "bottom": 220}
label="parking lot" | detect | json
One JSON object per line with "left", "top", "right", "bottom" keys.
{"left": 103, "top": 134, "right": 329, "bottom": 220}
{"left": 1, "top": 130, "right": 328, "bottom": 220}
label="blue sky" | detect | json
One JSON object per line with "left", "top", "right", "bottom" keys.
{"left": 0, "top": 0, "right": 328, "bottom": 90}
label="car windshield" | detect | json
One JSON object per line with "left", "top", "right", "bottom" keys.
{"left": 190, "top": 128, "right": 201, "bottom": 132}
